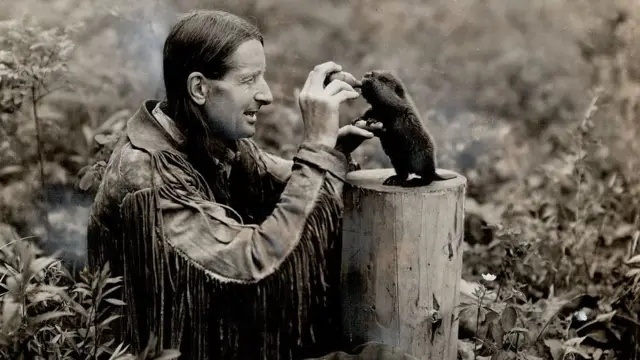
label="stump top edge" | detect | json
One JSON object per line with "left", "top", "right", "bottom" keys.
{"left": 345, "top": 168, "right": 466, "bottom": 193}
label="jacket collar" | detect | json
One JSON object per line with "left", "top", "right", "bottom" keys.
{"left": 127, "top": 100, "right": 184, "bottom": 155}
{"left": 126, "top": 100, "right": 239, "bottom": 165}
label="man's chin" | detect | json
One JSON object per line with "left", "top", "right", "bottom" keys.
{"left": 238, "top": 125, "right": 255, "bottom": 139}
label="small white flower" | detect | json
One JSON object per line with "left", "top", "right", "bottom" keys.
{"left": 574, "top": 310, "right": 588, "bottom": 322}
{"left": 482, "top": 273, "right": 497, "bottom": 282}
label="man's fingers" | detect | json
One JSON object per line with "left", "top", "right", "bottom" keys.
{"left": 340, "top": 124, "right": 374, "bottom": 138}
{"left": 348, "top": 126, "right": 374, "bottom": 138}
{"left": 309, "top": 62, "right": 342, "bottom": 91}
{"left": 324, "top": 79, "right": 356, "bottom": 96}
{"left": 332, "top": 89, "right": 360, "bottom": 103}
{"left": 344, "top": 72, "right": 363, "bottom": 88}
{"left": 352, "top": 118, "right": 384, "bottom": 137}
{"left": 325, "top": 71, "right": 362, "bottom": 88}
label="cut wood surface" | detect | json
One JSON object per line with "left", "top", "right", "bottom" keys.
{"left": 340, "top": 168, "right": 467, "bottom": 360}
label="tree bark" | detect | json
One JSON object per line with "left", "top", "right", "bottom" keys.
{"left": 340, "top": 168, "right": 466, "bottom": 360}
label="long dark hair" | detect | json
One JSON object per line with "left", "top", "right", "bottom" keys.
{"left": 161, "top": 9, "right": 263, "bottom": 135}
{"left": 159, "top": 10, "right": 263, "bottom": 203}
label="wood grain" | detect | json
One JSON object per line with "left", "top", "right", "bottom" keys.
{"left": 340, "top": 168, "right": 466, "bottom": 360}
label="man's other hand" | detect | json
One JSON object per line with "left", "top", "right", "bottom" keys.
{"left": 335, "top": 119, "right": 385, "bottom": 155}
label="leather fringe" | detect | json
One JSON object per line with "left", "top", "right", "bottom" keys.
{"left": 91, "top": 149, "right": 345, "bottom": 360}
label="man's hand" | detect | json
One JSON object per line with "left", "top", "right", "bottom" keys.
{"left": 324, "top": 71, "right": 362, "bottom": 89}
{"left": 335, "top": 118, "right": 385, "bottom": 155}
{"left": 298, "top": 62, "right": 360, "bottom": 149}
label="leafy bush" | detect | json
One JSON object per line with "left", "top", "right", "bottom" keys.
{"left": 2, "top": 0, "right": 640, "bottom": 359}
{"left": 0, "top": 237, "right": 180, "bottom": 359}
{"left": 458, "top": 85, "right": 640, "bottom": 358}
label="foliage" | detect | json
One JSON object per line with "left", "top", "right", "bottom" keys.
{"left": 0, "top": 16, "right": 78, "bottom": 170}
{"left": 0, "top": 16, "right": 80, "bottom": 250}
{"left": 458, "top": 87, "right": 640, "bottom": 358}
{"left": 0, "top": 238, "right": 180, "bottom": 359}
{"left": 2, "top": 0, "right": 640, "bottom": 359}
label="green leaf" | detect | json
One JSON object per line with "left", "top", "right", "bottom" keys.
{"left": 104, "top": 276, "right": 123, "bottom": 285}
{"left": 31, "top": 311, "right": 73, "bottom": 325}
{"left": 152, "top": 350, "right": 181, "bottom": 360}
{"left": 624, "top": 255, "right": 640, "bottom": 266}
{"left": 77, "top": 326, "right": 94, "bottom": 339}
{"left": 508, "top": 327, "right": 529, "bottom": 334}
{"left": 488, "top": 320, "right": 504, "bottom": 346}
{"left": 104, "top": 298, "right": 126, "bottom": 306}
{"left": 38, "top": 285, "right": 70, "bottom": 298}
{"left": 5, "top": 274, "right": 22, "bottom": 294}
{"left": 625, "top": 268, "right": 640, "bottom": 278}
{"left": 72, "top": 287, "right": 92, "bottom": 297}
{"left": 101, "top": 338, "right": 116, "bottom": 351}
{"left": 108, "top": 343, "right": 131, "bottom": 359}
{"left": 592, "top": 310, "right": 616, "bottom": 323}
{"left": 522, "top": 355, "right": 544, "bottom": 360}
{"left": 26, "top": 256, "right": 58, "bottom": 282}
{"left": 501, "top": 306, "right": 517, "bottom": 332}
{"left": 95, "top": 346, "right": 109, "bottom": 358}
{"left": 543, "top": 339, "right": 564, "bottom": 360}
{"left": 593, "top": 348, "right": 604, "bottom": 360}
{"left": 27, "top": 290, "right": 56, "bottom": 306}
{"left": 70, "top": 301, "right": 89, "bottom": 318}
{"left": 564, "top": 346, "right": 591, "bottom": 359}
{"left": 456, "top": 302, "right": 474, "bottom": 308}
{"left": 101, "top": 262, "right": 111, "bottom": 280}
{"left": 564, "top": 336, "right": 587, "bottom": 347}
{"left": 1, "top": 298, "right": 23, "bottom": 333}
{"left": 98, "top": 284, "right": 122, "bottom": 301}
{"left": 99, "top": 314, "right": 122, "bottom": 328}
{"left": 484, "top": 309, "right": 500, "bottom": 324}
{"left": 585, "top": 329, "right": 609, "bottom": 345}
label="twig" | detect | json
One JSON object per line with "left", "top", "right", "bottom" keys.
{"left": 574, "top": 89, "right": 602, "bottom": 225}
{"left": 474, "top": 286, "right": 486, "bottom": 360}
{"left": 0, "top": 236, "right": 38, "bottom": 252}
{"left": 31, "top": 84, "right": 52, "bottom": 242}
{"left": 493, "top": 281, "right": 503, "bottom": 304}
{"left": 534, "top": 309, "right": 559, "bottom": 343}
{"left": 34, "top": 82, "right": 72, "bottom": 102}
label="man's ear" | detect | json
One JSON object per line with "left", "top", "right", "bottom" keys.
{"left": 187, "top": 72, "right": 208, "bottom": 105}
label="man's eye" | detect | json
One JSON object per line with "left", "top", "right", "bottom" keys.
{"left": 244, "top": 75, "right": 258, "bottom": 84}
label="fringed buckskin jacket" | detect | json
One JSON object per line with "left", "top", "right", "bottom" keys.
{"left": 87, "top": 100, "right": 416, "bottom": 360}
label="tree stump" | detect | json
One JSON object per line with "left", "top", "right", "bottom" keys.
{"left": 340, "top": 168, "right": 467, "bottom": 360}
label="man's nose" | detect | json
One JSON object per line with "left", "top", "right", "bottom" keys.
{"left": 255, "top": 78, "right": 273, "bottom": 106}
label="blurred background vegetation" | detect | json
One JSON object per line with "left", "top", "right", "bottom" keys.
{"left": 2, "top": 0, "right": 640, "bottom": 358}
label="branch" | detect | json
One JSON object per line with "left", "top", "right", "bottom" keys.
{"left": 35, "top": 81, "right": 72, "bottom": 102}
{"left": 31, "top": 84, "right": 52, "bottom": 242}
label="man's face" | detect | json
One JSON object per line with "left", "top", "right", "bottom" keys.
{"left": 195, "top": 39, "right": 273, "bottom": 140}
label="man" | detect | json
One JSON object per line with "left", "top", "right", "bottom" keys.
{"left": 87, "top": 9, "right": 414, "bottom": 360}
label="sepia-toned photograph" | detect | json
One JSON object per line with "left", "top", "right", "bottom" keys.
{"left": 1, "top": 0, "right": 639, "bottom": 359}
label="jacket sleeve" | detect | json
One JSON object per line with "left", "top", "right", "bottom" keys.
{"left": 239, "top": 138, "right": 294, "bottom": 184}
{"left": 157, "top": 142, "right": 348, "bottom": 283}
{"left": 233, "top": 138, "right": 360, "bottom": 192}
